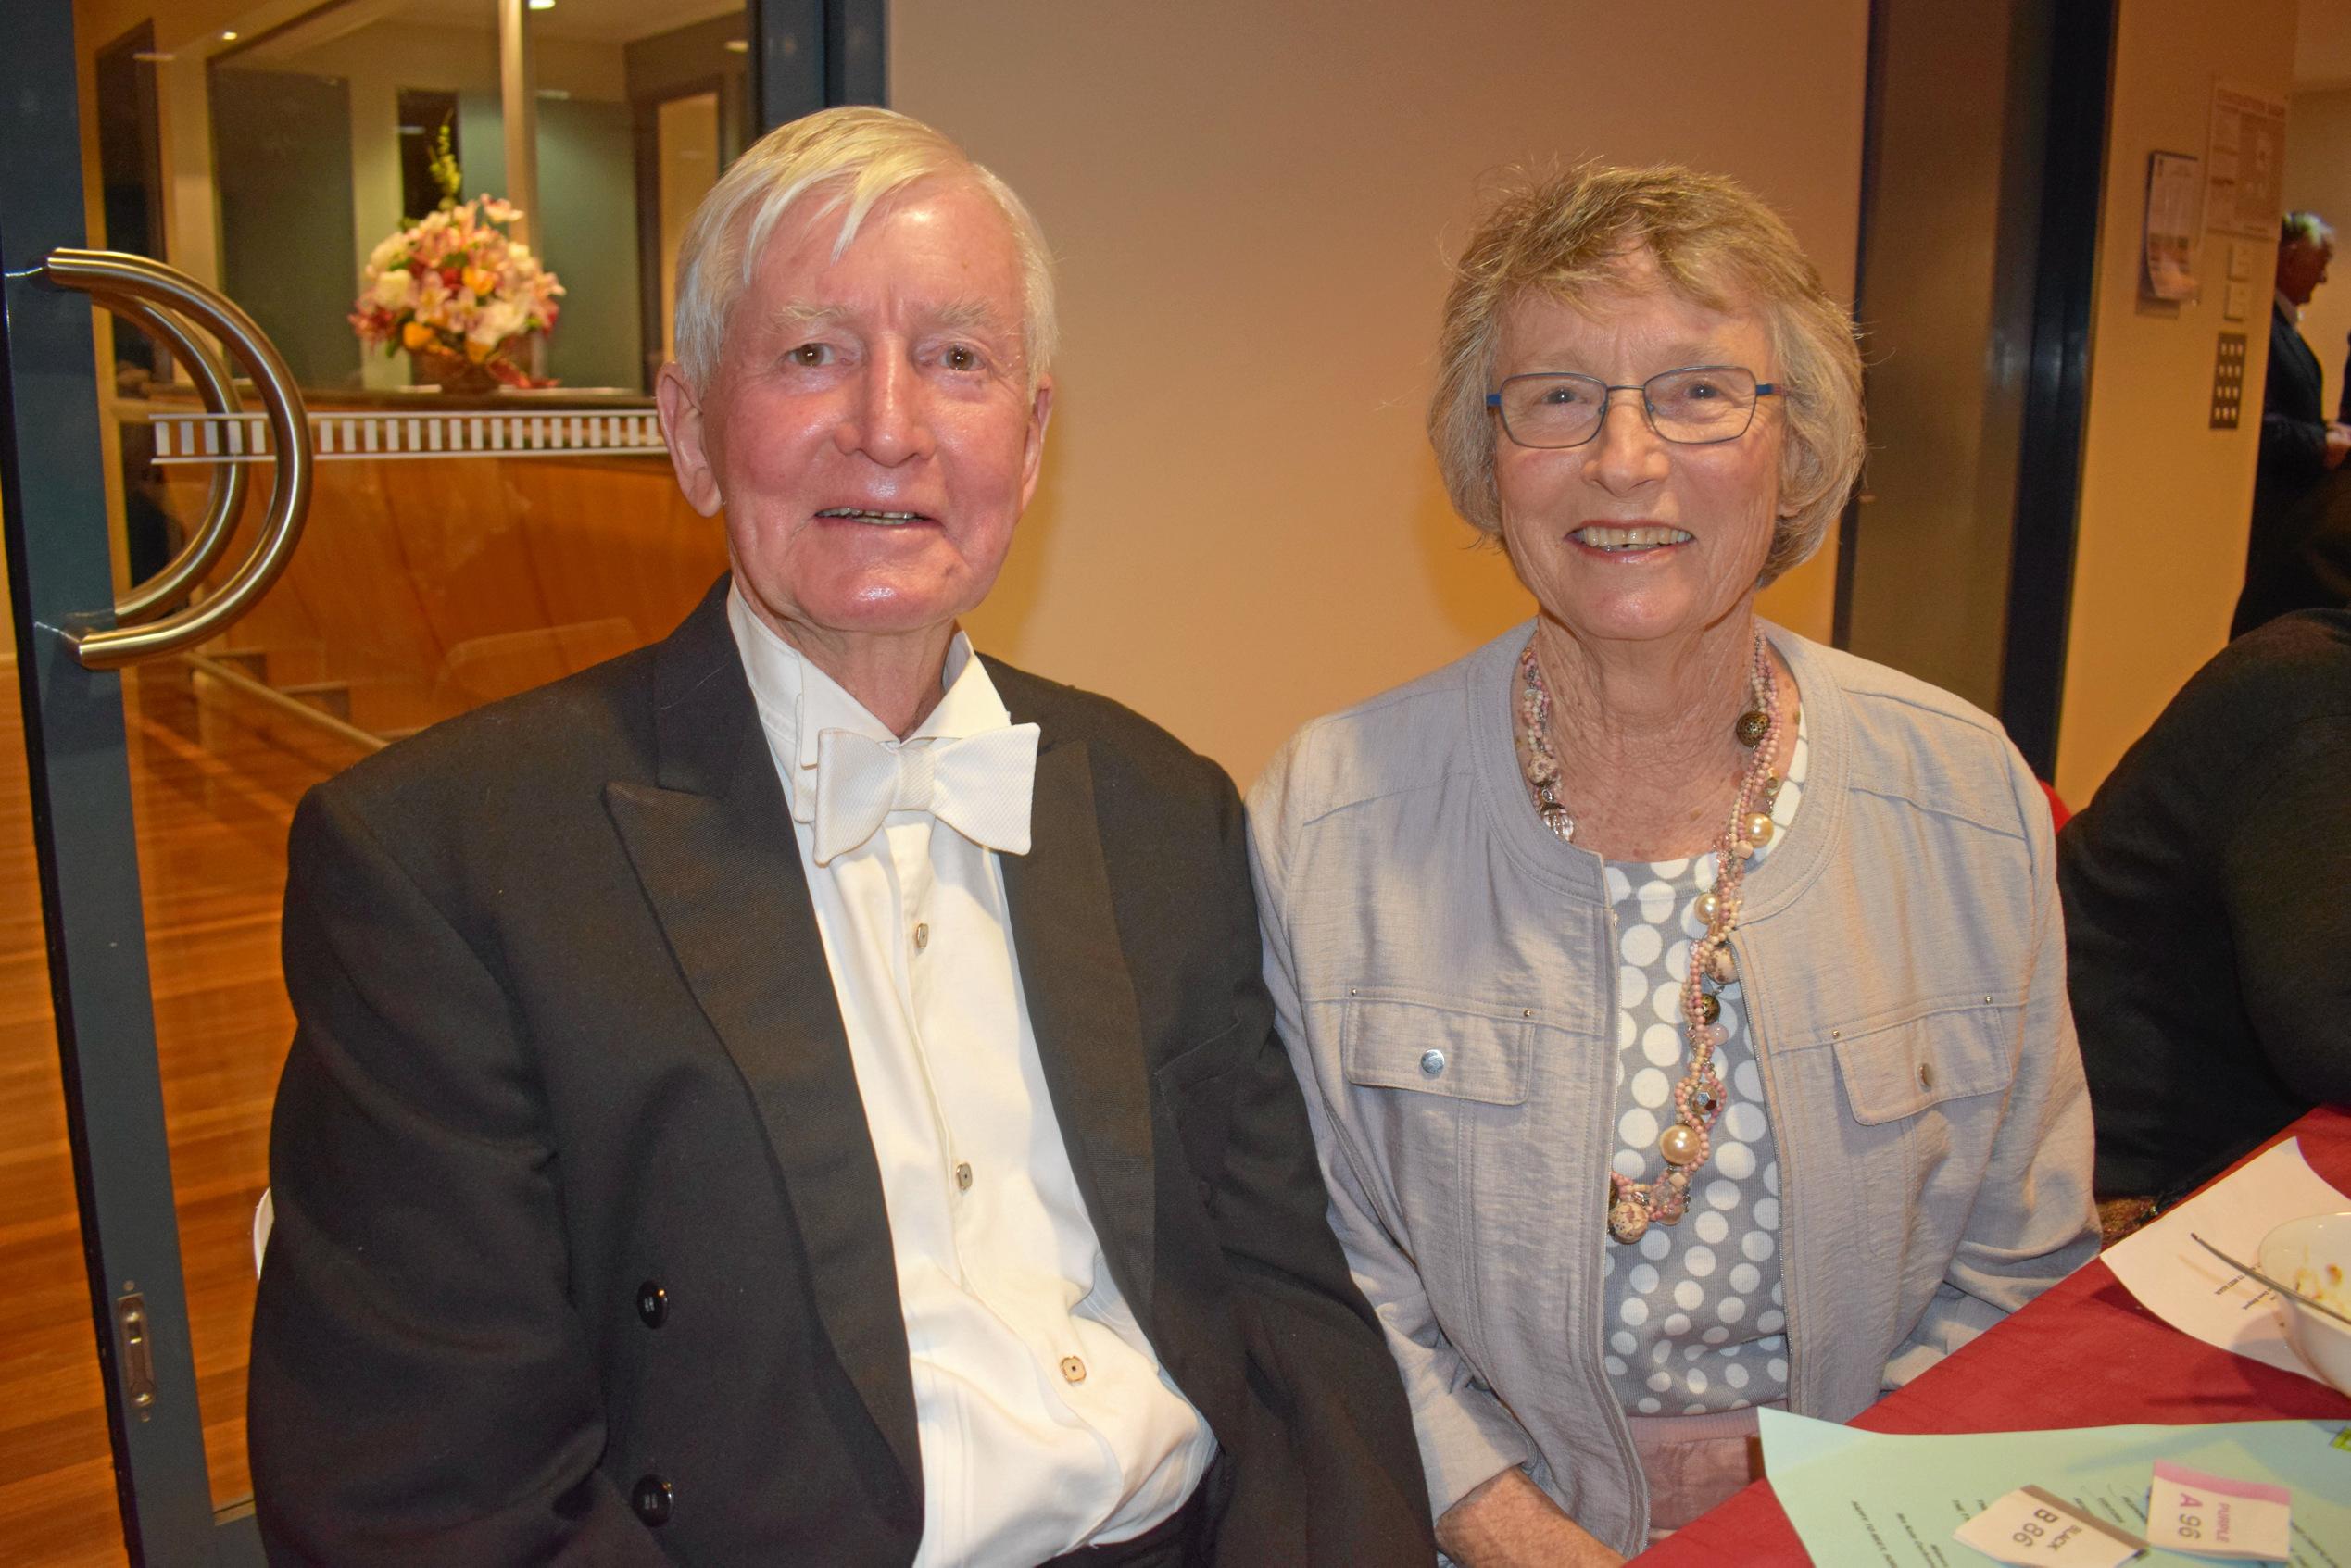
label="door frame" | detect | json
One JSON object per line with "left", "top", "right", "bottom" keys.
{"left": 0, "top": 2, "right": 886, "bottom": 1561}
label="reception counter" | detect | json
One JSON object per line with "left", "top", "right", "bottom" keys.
{"left": 141, "top": 385, "right": 728, "bottom": 738}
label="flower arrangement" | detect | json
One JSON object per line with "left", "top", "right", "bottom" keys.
{"left": 350, "top": 166, "right": 564, "bottom": 391}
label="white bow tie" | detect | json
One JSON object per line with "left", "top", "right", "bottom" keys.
{"left": 809, "top": 723, "right": 1040, "bottom": 864}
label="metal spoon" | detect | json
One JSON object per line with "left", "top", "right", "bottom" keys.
{"left": 2192, "top": 1233, "right": 2351, "bottom": 1329}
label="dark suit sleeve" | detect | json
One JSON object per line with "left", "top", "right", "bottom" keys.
{"left": 2262, "top": 403, "right": 2329, "bottom": 480}
{"left": 2221, "top": 716, "right": 2351, "bottom": 1107}
{"left": 1195, "top": 774, "right": 1437, "bottom": 1567}
{"left": 2282, "top": 481, "right": 2351, "bottom": 610}
{"left": 249, "top": 787, "right": 667, "bottom": 1567}
{"left": 2263, "top": 315, "right": 2331, "bottom": 483}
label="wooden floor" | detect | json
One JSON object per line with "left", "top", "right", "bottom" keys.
{"left": 0, "top": 661, "right": 371, "bottom": 1568}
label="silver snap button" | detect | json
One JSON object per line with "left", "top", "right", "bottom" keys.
{"left": 1420, "top": 1049, "right": 1446, "bottom": 1076}
{"left": 1521, "top": 1008, "right": 1534, "bottom": 1019}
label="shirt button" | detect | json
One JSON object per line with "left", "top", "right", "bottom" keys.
{"left": 1420, "top": 1049, "right": 1446, "bottom": 1077}
{"left": 955, "top": 1161, "right": 974, "bottom": 1192}
{"left": 913, "top": 922, "right": 930, "bottom": 951}
{"left": 1060, "top": 1355, "right": 1087, "bottom": 1384}
{"left": 1917, "top": 1061, "right": 1936, "bottom": 1090}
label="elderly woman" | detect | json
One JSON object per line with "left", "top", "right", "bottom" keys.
{"left": 1247, "top": 167, "right": 2097, "bottom": 1564}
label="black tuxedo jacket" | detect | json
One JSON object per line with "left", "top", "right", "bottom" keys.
{"left": 249, "top": 581, "right": 1434, "bottom": 1566}
{"left": 2241, "top": 301, "right": 2338, "bottom": 635}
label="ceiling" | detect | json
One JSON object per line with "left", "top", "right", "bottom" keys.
{"left": 233, "top": 0, "right": 742, "bottom": 62}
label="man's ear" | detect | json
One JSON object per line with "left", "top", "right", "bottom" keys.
{"left": 1017, "top": 374, "right": 1055, "bottom": 511}
{"left": 657, "top": 363, "right": 723, "bottom": 518}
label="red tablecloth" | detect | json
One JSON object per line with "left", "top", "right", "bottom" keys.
{"left": 1635, "top": 1105, "right": 2351, "bottom": 1565}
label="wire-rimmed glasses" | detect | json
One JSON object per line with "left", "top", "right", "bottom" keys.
{"left": 1486, "top": 366, "right": 1786, "bottom": 449}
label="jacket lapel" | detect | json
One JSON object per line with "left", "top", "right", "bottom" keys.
{"left": 999, "top": 735, "right": 1160, "bottom": 1324}
{"left": 600, "top": 585, "right": 924, "bottom": 1512}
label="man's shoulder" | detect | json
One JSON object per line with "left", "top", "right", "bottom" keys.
{"left": 310, "top": 637, "right": 666, "bottom": 829}
{"left": 983, "top": 655, "right": 1232, "bottom": 802}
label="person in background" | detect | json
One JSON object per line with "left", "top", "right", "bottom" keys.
{"left": 1249, "top": 164, "right": 2096, "bottom": 1564}
{"left": 2237, "top": 212, "right": 2351, "bottom": 637}
{"left": 2060, "top": 608, "right": 2351, "bottom": 1226}
{"left": 248, "top": 107, "right": 1433, "bottom": 1568}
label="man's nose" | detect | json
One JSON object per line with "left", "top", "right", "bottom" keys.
{"left": 836, "top": 355, "right": 933, "bottom": 465}
{"left": 1579, "top": 389, "right": 1669, "bottom": 492}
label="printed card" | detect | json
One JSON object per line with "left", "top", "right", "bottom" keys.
{"left": 2144, "top": 1461, "right": 2293, "bottom": 1561}
{"left": 1954, "top": 1485, "right": 2146, "bottom": 1565}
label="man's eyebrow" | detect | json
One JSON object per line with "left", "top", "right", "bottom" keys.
{"left": 768, "top": 301, "right": 849, "bottom": 333}
{"left": 927, "top": 296, "right": 1016, "bottom": 336}
{"left": 762, "top": 298, "right": 1016, "bottom": 339}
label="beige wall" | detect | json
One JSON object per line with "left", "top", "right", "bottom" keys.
{"left": 2055, "top": 0, "right": 2299, "bottom": 808}
{"left": 895, "top": 0, "right": 1868, "bottom": 784}
{"left": 2284, "top": 86, "right": 2351, "bottom": 422}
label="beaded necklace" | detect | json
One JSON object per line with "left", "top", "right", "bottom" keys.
{"left": 1515, "top": 631, "right": 1785, "bottom": 1245}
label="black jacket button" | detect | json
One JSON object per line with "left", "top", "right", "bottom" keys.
{"left": 636, "top": 1281, "right": 667, "bottom": 1328}
{"left": 631, "top": 1474, "right": 673, "bottom": 1525}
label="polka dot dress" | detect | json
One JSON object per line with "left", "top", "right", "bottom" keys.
{"left": 1598, "top": 717, "right": 1806, "bottom": 1417}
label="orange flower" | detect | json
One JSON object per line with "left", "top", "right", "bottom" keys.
{"left": 462, "top": 266, "right": 497, "bottom": 297}
{"left": 400, "top": 320, "right": 436, "bottom": 354}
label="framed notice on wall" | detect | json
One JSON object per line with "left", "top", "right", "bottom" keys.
{"left": 2144, "top": 151, "right": 2202, "bottom": 301}
{"left": 2205, "top": 81, "right": 2288, "bottom": 240}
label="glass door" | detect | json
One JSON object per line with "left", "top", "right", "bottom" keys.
{"left": 0, "top": 2, "right": 863, "bottom": 1562}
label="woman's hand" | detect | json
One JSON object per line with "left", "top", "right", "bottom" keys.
{"left": 1436, "top": 1468, "right": 1628, "bottom": 1567}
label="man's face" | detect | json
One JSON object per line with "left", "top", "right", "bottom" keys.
{"left": 659, "top": 178, "right": 1052, "bottom": 659}
{"left": 2280, "top": 234, "right": 2334, "bottom": 307}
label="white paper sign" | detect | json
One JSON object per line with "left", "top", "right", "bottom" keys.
{"left": 2144, "top": 1461, "right": 2293, "bottom": 1561}
{"left": 1955, "top": 1486, "right": 2146, "bottom": 1565}
{"left": 2104, "top": 1140, "right": 2351, "bottom": 1384}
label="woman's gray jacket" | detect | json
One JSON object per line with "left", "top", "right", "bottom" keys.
{"left": 1245, "top": 621, "right": 2098, "bottom": 1556}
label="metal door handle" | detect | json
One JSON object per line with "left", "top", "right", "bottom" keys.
{"left": 42, "top": 249, "right": 312, "bottom": 670}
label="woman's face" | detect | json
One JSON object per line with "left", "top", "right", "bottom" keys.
{"left": 1491, "top": 254, "right": 1790, "bottom": 651}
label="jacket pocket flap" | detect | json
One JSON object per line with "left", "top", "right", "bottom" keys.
{"left": 1340, "top": 997, "right": 1532, "bottom": 1106}
{"left": 1831, "top": 1002, "right": 2019, "bottom": 1126}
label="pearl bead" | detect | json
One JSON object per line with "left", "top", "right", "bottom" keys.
{"left": 1695, "top": 891, "right": 1721, "bottom": 924}
{"left": 1745, "top": 812, "right": 1774, "bottom": 846}
{"left": 1609, "top": 1199, "right": 1650, "bottom": 1244}
{"left": 1659, "top": 1122, "right": 1703, "bottom": 1166}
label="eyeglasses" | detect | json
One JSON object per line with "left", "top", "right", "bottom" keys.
{"left": 1485, "top": 366, "right": 1786, "bottom": 449}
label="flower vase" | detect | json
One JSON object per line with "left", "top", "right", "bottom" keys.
{"left": 417, "top": 351, "right": 500, "bottom": 395}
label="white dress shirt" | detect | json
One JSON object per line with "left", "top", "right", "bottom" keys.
{"left": 726, "top": 589, "right": 1214, "bottom": 1567}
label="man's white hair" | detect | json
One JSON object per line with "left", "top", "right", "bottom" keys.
{"left": 671, "top": 106, "right": 1058, "bottom": 393}
{"left": 2283, "top": 210, "right": 2336, "bottom": 250}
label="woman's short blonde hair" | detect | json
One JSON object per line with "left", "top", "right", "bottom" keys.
{"left": 1428, "top": 164, "right": 1865, "bottom": 584}
{"left": 672, "top": 107, "right": 1057, "bottom": 394}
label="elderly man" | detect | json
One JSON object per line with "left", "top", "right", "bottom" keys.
{"left": 248, "top": 107, "right": 1432, "bottom": 1568}
{"left": 2238, "top": 211, "right": 2351, "bottom": 637}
